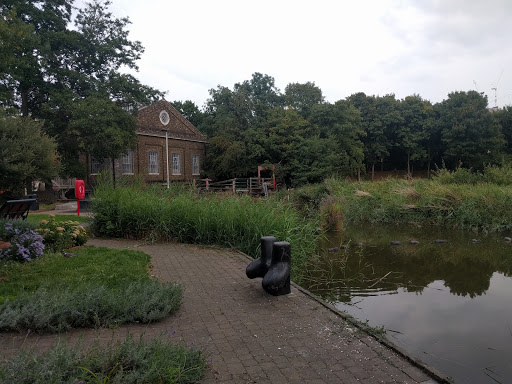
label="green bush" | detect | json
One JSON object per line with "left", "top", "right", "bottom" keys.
{"left": 0, "top": 335, "right": 206, "bottom": 383}
{"left": 35, "top": 215, "right": 87, "bottom": 252}
{"left": 0, "top": 280, "right": 182, "bottom": 333}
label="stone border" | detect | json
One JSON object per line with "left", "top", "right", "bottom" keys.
{"left": 236, "top": 250, "right": 453, "bottom": 384}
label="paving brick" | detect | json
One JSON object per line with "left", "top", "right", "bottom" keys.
{"left": 0, "top": 239, "right": 446, "bottom": 384}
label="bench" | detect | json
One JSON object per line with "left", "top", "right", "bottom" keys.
{"left": 0, "top": 199, "right": 36, "bottom": 220}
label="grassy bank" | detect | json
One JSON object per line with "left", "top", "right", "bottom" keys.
{"left": 295, "top": 176, "right": 512, "bottom": 232}
{"left": 92, "top": 183, "right": 321, "bottom": 282}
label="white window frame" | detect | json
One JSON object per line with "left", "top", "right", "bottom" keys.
{"left": 122, "top": 150, "right": 134, "bottom": 174}
{"left": 172, "top": 153, "right": 181, "bottom": 175}
{"left": 148, "top": 151, "right": 159, "bottom": 175}
{"left": 192, "top": 154, "right": 200, "bottom": 175}
{"left": 90, "top": 157, "right": 109, "bottom": 175}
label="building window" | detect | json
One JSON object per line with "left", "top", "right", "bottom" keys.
{"left": 90, "top": 157, "right": 109, "bottom": 175}
{"left": 172, "top": 153, "right": 181, "bottom": 175}
{"left": 122, "top": 150, "right": 134, "bottom": 174}
{"left": 159, "top": 110, "right": 170, "bottom": 125}
{"left": 148, "top": 151, "right": 159, "bottom": 174}
{"left": 192, "top": 154, "right": 200, "bottom": 175}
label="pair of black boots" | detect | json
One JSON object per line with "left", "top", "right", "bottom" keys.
{"left": 246, "top": 236, "right": 291, "bottom": 296}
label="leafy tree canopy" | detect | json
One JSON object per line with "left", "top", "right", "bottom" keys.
{"left": 0, "top": 113, "right": 60, "bottom": 193}
{"left": 0, "top": 0, "right": 163, "bottom": 176}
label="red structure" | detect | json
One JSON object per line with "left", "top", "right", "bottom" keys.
{"left": 257, "top": 165, "right": 275, "bottom": 189}
{"left": 75, "top": 179, "right": 85, "bottom": 216}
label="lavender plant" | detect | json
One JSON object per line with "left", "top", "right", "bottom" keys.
{"left": 0, "top": 221, "right": 44, "bottom": 262}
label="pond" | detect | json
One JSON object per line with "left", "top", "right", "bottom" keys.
{"left": 302, "top": 224, "right": 512, "bottom": 384}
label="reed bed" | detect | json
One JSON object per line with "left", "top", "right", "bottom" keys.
{"left": 320, "top": 177, "right": 512, "bottom": 232}
{"left": 92, "top": 183, "right": 321, "bottom": 282}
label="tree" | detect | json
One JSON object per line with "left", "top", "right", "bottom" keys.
{"left": 0, "top": 0, "right": 163, "bottom": 176}
{"left": 0, "top": 0, "right": 73, "bottom": 116}
{"left": 437, "top": 91, "right": 504, "bottom": 169}
{"left": 397, "top": 95, "right": 433, "bottom": 176}
{"left": 348, "top": 93, "right": 397, "bottom": 180}
{"left": 172, "top": 100, "right": 204, "bottom": 129}
{"left": 494, "top": 106, "right": 512, "bottom": 160}
{"left": 285, "top": 81, "right": 324, "bottom": 118}
{"left": 0, "top": 114, "right": 60, "bottom": 193}
{"left": 310, "top": 101, "right": 365, "bottom": 180}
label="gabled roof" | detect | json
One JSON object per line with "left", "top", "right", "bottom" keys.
{"left": 136, "top": 99, "right": 206, "bottom": 142}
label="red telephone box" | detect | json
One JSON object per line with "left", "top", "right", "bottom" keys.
{"left": 75, "top": 180, "right": 85, "bottom": 216}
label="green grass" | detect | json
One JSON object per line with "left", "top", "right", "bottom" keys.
{"left": 92, "top": 183, "right": 321, "bottom": 283}
{"left": 27, "top": 213, "right": 91, "bottom": 225}
{"left": 0, "top": 335, "right": 206, "bottom": 383}
{"left": 0, "top": 246, "right": 150, "bottom": 301}
{"left": 312, "top": 177, "right": 512, "bottom": 232}
{"left": 0, "top": 247, "right": 182, "bottom": 332}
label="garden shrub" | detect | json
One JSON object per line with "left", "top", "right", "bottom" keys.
{"left": 0, "top": 219, "right": 44, "bottom": 262}
{"left": 0, "top": 279, "right": 182, "bottom": 333}
{"left": 35, "top": 215, "right": 87, "bottom": 252}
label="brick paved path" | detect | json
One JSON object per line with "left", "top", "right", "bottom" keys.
{"left": 0, "top": 239, "right": 443, "bottom": 383}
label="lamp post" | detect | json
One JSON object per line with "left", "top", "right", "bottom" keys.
{"left": 161, "top": 129, "right": 170, "bottom": 189}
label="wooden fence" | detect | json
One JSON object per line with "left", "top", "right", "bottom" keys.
{"left": 194, "top": 178, "right": 275, "bottom": 196}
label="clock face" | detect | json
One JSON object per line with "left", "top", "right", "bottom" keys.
{"left": 159, "top": 110, "right": 170, "bottom": 125}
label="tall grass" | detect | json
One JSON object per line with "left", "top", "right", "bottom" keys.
{"left": 0, "top": 335, "right": 206, "bottom": 383}
{"left": 312, "top": 177, "right": 512, "bottom": 232}
{"left": 92, "top": 182, "right": 321, "bottom": 282}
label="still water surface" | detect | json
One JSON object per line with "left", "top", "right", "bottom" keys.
{"left": 303, "top": 224, "right": 512, "bottom": 384}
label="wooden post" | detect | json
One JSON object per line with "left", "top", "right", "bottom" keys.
{"left": 232, "top": 179, "right": 236, "bottom": 194}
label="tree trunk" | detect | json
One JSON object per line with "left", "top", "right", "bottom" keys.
{"left": 407, "top": 152, "right": 411, "bottom": 178}
{"left": 427, "top": 146, "right": 431, "bottom": 178}
{"left": 111, "top": 158, "right": 116, "bottom": 188}
{"left": 371, "top": 163, "right": 375, "bottom": 181}
{"left": 21, "top": 90, "right": 29, "bottom": 117}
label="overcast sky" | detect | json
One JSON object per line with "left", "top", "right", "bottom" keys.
{"left": 81, "top": 0, "right": 512, "bottom": 109}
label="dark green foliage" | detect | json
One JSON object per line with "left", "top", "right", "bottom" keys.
{"left": 0, "top": 335, "right": 206, "bottom": 383}
{"left": 0, "top": 280, "right": 182, "bottom": 332}
{"left": 437, "top": 91, "right": 504, "bottom": 170}
{"left": 0, "top": 114, "right": 60, "bottom": 193}
{"left": 0, "top": 0, "right": 163, "bottom": 175}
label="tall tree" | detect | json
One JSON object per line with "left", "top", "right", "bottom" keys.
{"left": 437, "top": 91, "right": 504, "bottom": 169}
{"left": 172, "top": 100, "right": 204, "bottom": 129}
{"left": 310, "top": 101, "right": 365, "bottom": 179}
{"left": 494, "top": 106, "right": 512, "bottom": 160}
{"left": 285, "top": 81, "right": 324, "bottom": 118}
{"left": 0, "top": 0, "right": 73, "bottom": 116}
{"left": 348, "top": 93, "right": 397, "bottom": 180}
{"left": 397, "top": 95, "right": 433, "bottom": 176}
{"left": 0, "top": 113, "right": 60, "bottom": 193}
{"left": 0, "top": 0, "right": 163, "bottom": 176}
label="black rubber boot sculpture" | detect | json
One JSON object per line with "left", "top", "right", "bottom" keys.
{"left": 262, "top": 241, "right": 291, "bottom": 296}
{"left": 246, "top": 236, "right": 276, "bottom": 279}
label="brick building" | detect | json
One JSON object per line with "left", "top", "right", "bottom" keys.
{"left": 86, "top": 99, "right": 206, "bottom": 186}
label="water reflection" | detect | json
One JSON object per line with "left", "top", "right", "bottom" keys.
{"left": 308, "top": 224, "right": 512, "bottom": 299}
{"left": 303, "top": 224, "right": 512, "bottom": 384}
